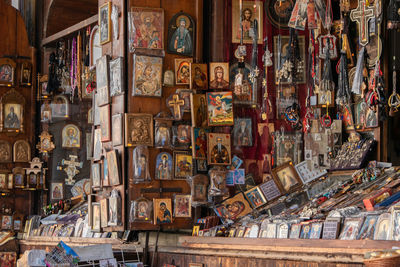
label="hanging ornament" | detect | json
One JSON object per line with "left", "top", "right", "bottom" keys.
{"left": 285, "top": 103, "right": 302, "bottom": 130}
{"left": 389, "top": 57, "right": 400, "bottom": 114}
{"left": 351, "top": 47, "right": 365, "bottom": 95}
{"left": 320, "top": 43, "right": 335, "bottom": 92}
{"left": 336, "top": 50, "right": 350, "bottom": 106}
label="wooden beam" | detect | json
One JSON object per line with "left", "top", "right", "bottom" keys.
{"left": 41, "top": 14, "right": 98, "bottom": 46}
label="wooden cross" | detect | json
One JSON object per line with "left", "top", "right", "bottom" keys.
{"left": 59, "top": 155, "right": 83, "bottom": 185}
{"left": 350, "top": 0, "right": 374, "bottom": 46}
{"left": 167, "top": 93, "right": 185, "bottom": 120}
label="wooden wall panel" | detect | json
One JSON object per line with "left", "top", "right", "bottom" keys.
{"left": 155, "top": 252, "right": 364, "bottom": 267}
{"left": 128, "top": 0, "right": 203, "bottom": 230}
{"left": 0, "top": 0, "right": 36, "bottom": 216}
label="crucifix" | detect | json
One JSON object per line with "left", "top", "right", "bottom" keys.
{"left": 350, "top": 0, "right": 374, "bottom": 46}
{"left": 58, "top": 155, "right": 83, "bottom": 185}
{"left": 167, "top": 93, "right": 185, "bottom": 120}
{"left": 261, "top": 37, "right": 273, "bottom": 120}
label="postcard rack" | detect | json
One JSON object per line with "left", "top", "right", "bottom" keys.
{"left": 77, "top": 246, "right": 144, "bottom": 266}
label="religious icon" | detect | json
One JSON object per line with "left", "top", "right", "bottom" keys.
{"left": 101, "top": 157, "right": 109, "bottom": 187}
{"left": 13, "top": 214, "right": 23, "bottom": 232}
{"left": 153, "top": 198, "right": 172, "bottom": 224}
{"left": 51, "top": 183, "right": 63, "bottom": 200}
{"left": 244, "top": 186, "right": 267, "bottom": 209}
{"left": 207, "top": 133, "right": 231, "bottom": 165}
{"left": 155, "top": 152, "right": 173, "bottom": 180}
{"left": 106, "top": 150, "right": 120, "bottom": 186}
{"left": 0, "top": 58, "right": 15, "bottom": 86}
{"left": 20, "top": 62, "right": 32, "bottom": 86}
{"left": 174, "top": 151, "right": 193, "bottom": 179}
{"left": 190, "top": 94, "right": 207, "bottom": 127}
{"left": 174, "top": 195, "right": 192, "bottom": 218}
{"left": 214, "top": 193, "right": 252, "bottom": 222}
{"left": 232, "top": 0, "right": 263, "bottom": 44}
{"left": 0, "top": 173, "right": 7, "bottom": 189}
{"left": 62, "top": 124, "right": 81, "bottom": 148}
{"left": 374, "top": 213, "right": 391, "bottom": 240}
{"left": 129, "top": 7, "right": 164, "bottom": 50}
{"left": 100, "top": 198, "right": 108, "bottom": 228}
{"left": 108, "top": 189, "right": 121, "bottom": 226}
{"left": 12, "top": 167, "right": 25, "bottom": 188}
{"left": 130, "top": 197, "right": 152, "bottom": 222}
{"left": 208, "top": 168, "right": 229, "bottom": 197}
{"left": 196, "top": 159, "right": 208, "bottom": 173}
{"left": 271, "top": 162, "right": 302, "bottom": 194}
{"left": 173, "top": 124, "right": 192, "bottom": 149}
{"left": 99, "top": 105, "right": 111, "bottom": 142}
{"left": 51, "top": 95, "right": 69, "bottom": 118}
{"left": 365, "top": 108, "right": 379, "bottom": 128}
{"left": 355, "top": 100, "right": 367, "bottom": 129}
{"left": 96, "top": 55, "right": 110, "bottom": 106}
{"left": 41, "top": 101, "right": 52, "bottom": 123}
{"left": 190, "top": 63, "right": 208, "bottom": 90}
{"left": 192, "top": 128, "right": 209, "bottom": 159}
{"left": 91, "top": 163, "right": 101, "bottom": 188}
{"left": 167, "top": 12, "right": 195, "bottom": 56}
{"left": 357, "top": 215, "right": 378, "bottom": 240}
{"left": 300, "top": 224, "right": 312, "bottom": 239}
{"left": 93, "top": 128, "right": 102, "bottom": 161}
{"left": 3, "top": 103, "right": 22, "bottom": 129}
{"left": 112, "top": 113, "right": 123, "bottom": 147}
{"left": 339, "top": 217, "right": 365, "bottom": 240}
{"left": 99, "top": 2, "right": 111, "bottom": 45}
{"left": 0, "top": 140, "right": 11, "bottom": 163}
{"left": 132, "top": 54, "right": 163, "bottom": 97}
{"left": 206, "top": 91, "right": 234, "bottom": 126}
{"left": 175, "top": 58, "right": 193, "bottom": 85}
{"left": 273, "top": 35, "right": 306, "bottom": 85}
{"left": 132, "top": 145, "right": 150, "bottom": 183}
{"left": 99, "top": 259, "right": 118, "bottom": 267}
{"left": 191, "top": 174, "right": 209, "bottom": 203}
{"left": 92, "top": 202, "right": 101, "bottom": 232}
{"left": 109, "top": 57, "right": 123, "bottom": 97}
{"left": 154, "top": 114, "right": 172, "bottom": 148}
{"left": 167, "top": 93, "right": 185, "bottom": 120}
{"left": 163, "top": 70, "right": 174, "bottom": 86}
{"left": 13, "top": 140, "right": 30, "bottom": 163}
{"left": 233, "top": 118, "right": 253, "bottom": 147}
{"left": 125, "top": 113, "right": 153, "bottom": 147}
{"left": 0, "top": 89, "right": 25, "bottom": 133}
{"left": 1, "top": 215, "right": 12, "bottom": 230}
{"left": 209, "top": 63, "right": 230, "bottom": 89}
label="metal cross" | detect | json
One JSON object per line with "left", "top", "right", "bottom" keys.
{"left": 350, "top": 0, "right": 374, "bottom": 46}
{"left": 167, "top": 93, "right": 185, "bottom": 120}
{"left": 59, "top": 155, "right": 83, "bottom": 185}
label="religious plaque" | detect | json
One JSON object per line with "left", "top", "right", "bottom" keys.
{"left": 99, "top": 2, "right": 111, "bottom": 45}
{"left": 214, "top": 193, "right": 252, "bottom": 222}
{"left": 175, "top": 58, "right": 193, "bottom": 85}
{"left": 174, "top": 194, "right": 192, "bottom": 218}
{"left": 209, "top": 63, "right": 230, "bottom": 89}
{"left": 155, "top": 152, "right": 173, "bottom": 180}
{"left": 271, "top": 162, "right": 303, "bottom": 194}
{"left": 174, "top": 151, "right": 193, "bottom": 179}
{"left": 207, "top": 133, "right": 231, "bottom": 165}
{"left": 259, "top": 179, "right": 281, "bottom": 202}
{"left": 125, "top": 113, "right": 153, "bottom": 147}
{"left": 132, "top": 54, "right": 163, "bottom": 97}
{"left": 153, "top": 198, "right": 173, "bottom": 224}
{"left": 191, "top": 93, "right": 207, "bottom": 127}
{"left": 167, "top": 12, "right": 195, "bottom": 56}
{"left": 0, "top": 58, "right": 16, "bottom": 86}
{"left": 244, "top": 186, "right": 267, "bottom": 209}
{"left": 190, "top": 63, "right": 208, "bottom": 90}
{"left": 339, "top": 217, "right": 365, "bottom": 240}
{"left": 0, "top": 89, "right": 25, "bottom": 133}
{"left": 232, "top": 118, "right": 253, "bottom": 147}
{"left": 167, "top": 93, "right": 185, "bottom": 120}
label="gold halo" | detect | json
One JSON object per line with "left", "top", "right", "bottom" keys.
{"left": 176, "top": 15, "right": 190, "bottom": 29}
{"left": 140, "top": 12, "right": 154, "bottom": 23}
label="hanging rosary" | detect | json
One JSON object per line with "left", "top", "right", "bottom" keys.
{"left": 70, "top": 36, "right": 77, "bottom": 101}
{"left": 389, "top": 56, "right": 400, "bottom": 112}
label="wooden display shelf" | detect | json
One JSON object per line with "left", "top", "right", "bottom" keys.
{"left": 19, "top": 236, "right": 143, "bottom": 253}
{"left": 177, "top": 236, "right": 400, "bottom": 264}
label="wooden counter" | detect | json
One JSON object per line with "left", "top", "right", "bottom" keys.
{"left": 150, "top": 236, "right": 400, "bottom": 266}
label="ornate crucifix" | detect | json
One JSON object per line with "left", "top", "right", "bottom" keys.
{"left": 167, "top": 93, "right": 185, "bottom": 120}
{"left": 350, "top": 0, "right": 374, "bottom": 46}
{"left": 58, "top": 155, "right": 83, "bottom": 185}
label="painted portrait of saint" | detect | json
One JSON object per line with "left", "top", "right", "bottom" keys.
{"left": 167, "top": 13, "right": 194, "bottom": 56}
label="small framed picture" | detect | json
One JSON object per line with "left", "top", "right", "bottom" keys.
{"left": 62, "top": 124, "right": 81, "bottom": 149}
{"left": 155, "top": 152, "right": 173, "bottom": 180}
{"left": 91, "top": 163, "right": 101, "bottom": 188}
{"left": 310, "top": 222, "right": 323, "bottom": 239}
{"left": 175, "top": 58, "right": 193, "bottom": 85}
{"left": 51, "top": 183, "right": 63, "bottom": 200}
{"left": 132, "top": 54, "right": 163, "bottom": 97}
{"left": 0, "top": 58, "right": 15, "bottom": 87}
{"left": 96, "top": 55, "right": 110, "bottom": 106}
{"left": 130, "top": 197, "right": 152, "bottom": 223}
{"left": 207, "top": 133, "right": 231, "bottom": 165}
{"left": 174, "top": 194, "right": 192, "bottom": 218}
{"left": 167, "top": 12, "right": 195, "bottom": 56}
{"left": 206, "top": 91, "right": 234, "bottom": 126}
{"left": 339, "top": 217, "right": 365, "bottom": 240}
{"left": 174, "top": 151, "right": 193, "bottom": 179}
{"left": 271, "top": 162, "right": 303, "bottom": 194}
{"left": 192, "top": 127, "right": 209, "bottom": 159}
{"left": 153, "top": 198, "right": 173, "bottom": 224}
{"left": 191, "top": 174, "right": 209, "bottom": 203}
{"left": 214, "top": 193, "right": 252, "bottom": 221}
{"left": 191, "top": 93, "right": 208, "bottom": 127}
{"left": 244, "top": 186, "right": 267, "bottom": 209}
{"left": 109, "top": 57, "right": 124, "bottom": 97}
{"left": 100, "top": 198, "right": 108, "bottom": 228}
{"left": 232, "top": 118, "right": 253, "bottom": 147}
{"left": 99, "top": 2, "right": 111, "bottom": 45}
{"left": 99, "top": 105, "right": 111, "bottom": 142}
{"left": 125, "top": 113, "right": 153, "bottom": 147}
{"left": 92, "top": 202, "right": 101, "bottom": 232}
{"left": 1, "top": 215, "right": 12, "bottom": 230}
{"left": 209, "top": 62, "right": 230, "bottom": 89}
{"left": 190, "top": 63, "right": 208, "bottom": 90}
{"left": 106, "top": 150, "right": 120, "bottom": 186}
{"left": 374, "top": 213, "right": 391, "bottom": 240}
{"left": 112, "top": 113, "right": 123, "bottom": 147}
{"left": 12, "top": 167, "right": 25, "bottom": 188}
{"left": 20, "top": 62, "right": 32, "bottom": 86}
